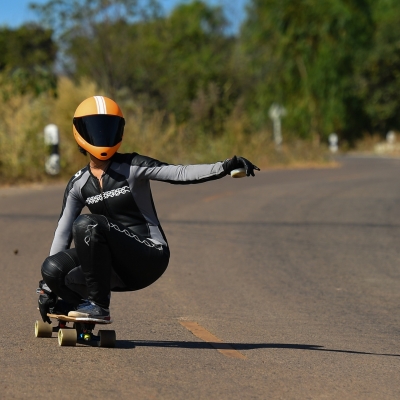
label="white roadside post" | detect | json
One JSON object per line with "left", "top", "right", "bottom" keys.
{"left": 328, "top": 133, "right": 339, "bottom": 153}
{"left": 386, "top": 130, "right": 396, "bottom": 151}
{"left": 44, "top": 124, "right": 60, "bottom": 175}
{"left": 268, "top": 103, "right": 287, "bottom": 150}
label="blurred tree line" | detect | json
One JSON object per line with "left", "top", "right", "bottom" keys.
{"left": 0, "top": 24, "right": 57, "bottom": 96}
{"left": 2, "top": 0, "right": 400, "bottom": 145}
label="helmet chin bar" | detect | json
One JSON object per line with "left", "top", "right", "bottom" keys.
{"left": 73, "top": 129, "right": 121, "bottom": 160}
{"left": 90, "top": 152, "right": 110, "bottom": 161}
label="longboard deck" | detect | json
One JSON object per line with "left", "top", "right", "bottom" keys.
{"left": 47, "top": 313, "right": 113, "bottom": 324}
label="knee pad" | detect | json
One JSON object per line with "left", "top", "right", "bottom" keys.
{"left": 41, "top": 250, "right": 82, "bottom": 305}
{"left": 41, "top": 250, "right": 79, "bottom": 282}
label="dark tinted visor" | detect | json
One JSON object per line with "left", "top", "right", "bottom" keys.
{"left": 73, "top": 115, "right": 125, "bottom": 147}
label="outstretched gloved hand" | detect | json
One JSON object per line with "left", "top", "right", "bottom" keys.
{"left": 37, "top": 280, "right": 57, "bottom": 324}
{"left": 222, "top": 155, "right": 260, "bottom": 177}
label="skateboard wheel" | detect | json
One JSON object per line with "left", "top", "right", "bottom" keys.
{"left": 35, "top": 320, "right": 52, "bottom": 338}
{"left": 230, "top": 168, "right": 246, "bottom": 178}
{"left": 98, "top": 330, "right": 116, "bottom": 348}
{"left": 58, "top": 328, "right": 77, "bottom": 346}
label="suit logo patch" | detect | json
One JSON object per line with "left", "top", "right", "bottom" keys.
{"left": 86, "top": 186, "right": 130, "bottom": 204}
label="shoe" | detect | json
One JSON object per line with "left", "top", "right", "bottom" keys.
{"left": 68, "top": 300, "right": 110, "bottom": 321}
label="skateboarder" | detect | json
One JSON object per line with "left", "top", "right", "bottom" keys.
{"left": 37, "top": 96, "right": 259, "bottom": 323}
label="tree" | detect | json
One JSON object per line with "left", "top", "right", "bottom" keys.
{"left": 31, "top": 0, "right": 238, "bottom": 134}
{"left": 355, "top": 0, "right": 400, "bottom": 135}
{"left": 145, "top": 1, "right": 237, "bottom": 129}
{"left": 241, "top": 0, "right": 373, "bottom": 142}
{"left": 30, "top": 0, "right": 140, "bottom": 97}
{"left": 0, "top": 24, "right": 57, "bottom": 96}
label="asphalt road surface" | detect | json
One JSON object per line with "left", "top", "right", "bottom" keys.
{"left": 1, "top": 156, "right": 400, "bottom": 399}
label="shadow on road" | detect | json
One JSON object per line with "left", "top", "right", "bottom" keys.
{"left": 116, "top": 340, "right": 400, "bottom": 357}
{"left": 162, "top": 219, "right": 400, "bottom": 230}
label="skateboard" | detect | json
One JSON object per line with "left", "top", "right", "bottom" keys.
{"left": 35, "top": 313, "right": 116, "bottom": 347}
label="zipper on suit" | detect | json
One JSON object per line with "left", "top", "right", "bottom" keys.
{"left": 99, "top": 173, "right": 112, "bottom": 217}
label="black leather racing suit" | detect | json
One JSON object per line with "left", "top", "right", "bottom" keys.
{"left": 41, "top": 152, "right": 227, "bottom": 308}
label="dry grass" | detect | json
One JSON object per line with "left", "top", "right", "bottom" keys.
{"left": 351, "top": 133, "right": 400, "bottom": 157}
{"left": 0, "top": 76, "right": 333, "bottom": 184}
{"left": 0, "top": 79, "right": 47, "bottom": 181}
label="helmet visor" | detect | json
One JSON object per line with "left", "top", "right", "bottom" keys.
{"left": 73, "top": 115, "right": 125, "bottom": 147}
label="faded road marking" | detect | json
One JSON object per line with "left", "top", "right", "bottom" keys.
{"left": 203, "top": 191, "right": 233, "bottom": 202}
{"left": 179, "top": 321, "right": 246, "bottom": 359}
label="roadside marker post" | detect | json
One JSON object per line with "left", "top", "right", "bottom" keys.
{"left": 44, "top": 124, "right": 60, "bottom": 175}
{"left": 386, "top": 130, "right": 396, "bottom": 146}
{"left": 329, "top": 133, "right": 339, "bottom": 153}
{"left": 268, "top": 103, "right": 286, "bottom": 150}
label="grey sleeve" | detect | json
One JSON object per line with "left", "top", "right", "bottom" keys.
{"left": 132, "top": 156, "right": 227, "bottom": 184}
{"left": 49, "top": 184, "right": 85, "bottom": 256}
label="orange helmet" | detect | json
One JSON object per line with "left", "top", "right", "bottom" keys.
{"left": 73, "top": 96, "right": 125, "bottom": 160}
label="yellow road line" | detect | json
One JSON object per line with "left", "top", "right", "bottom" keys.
{"left": 179, "top": 321, "right": 246, "bottom": 360}
{"left": 203, "top": 191, "right": 233, "bottom": 202}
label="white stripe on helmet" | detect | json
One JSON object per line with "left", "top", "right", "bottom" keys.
{"left": 94, "top": 96, "right": 107, "bottom": 114}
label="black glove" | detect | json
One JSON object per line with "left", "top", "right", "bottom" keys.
{"left": 37, "top": 280, "right": 57, "bottom": 324}
{"left": 222, "top": 155, "right": 260, "bottom": 177}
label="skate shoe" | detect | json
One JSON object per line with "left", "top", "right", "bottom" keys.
{"left": 68, "top": 300, "right": 110, "bottom": 321}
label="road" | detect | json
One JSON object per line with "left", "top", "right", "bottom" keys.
{"left": 1, "top": 156, "right": 400, "bottom": 399}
